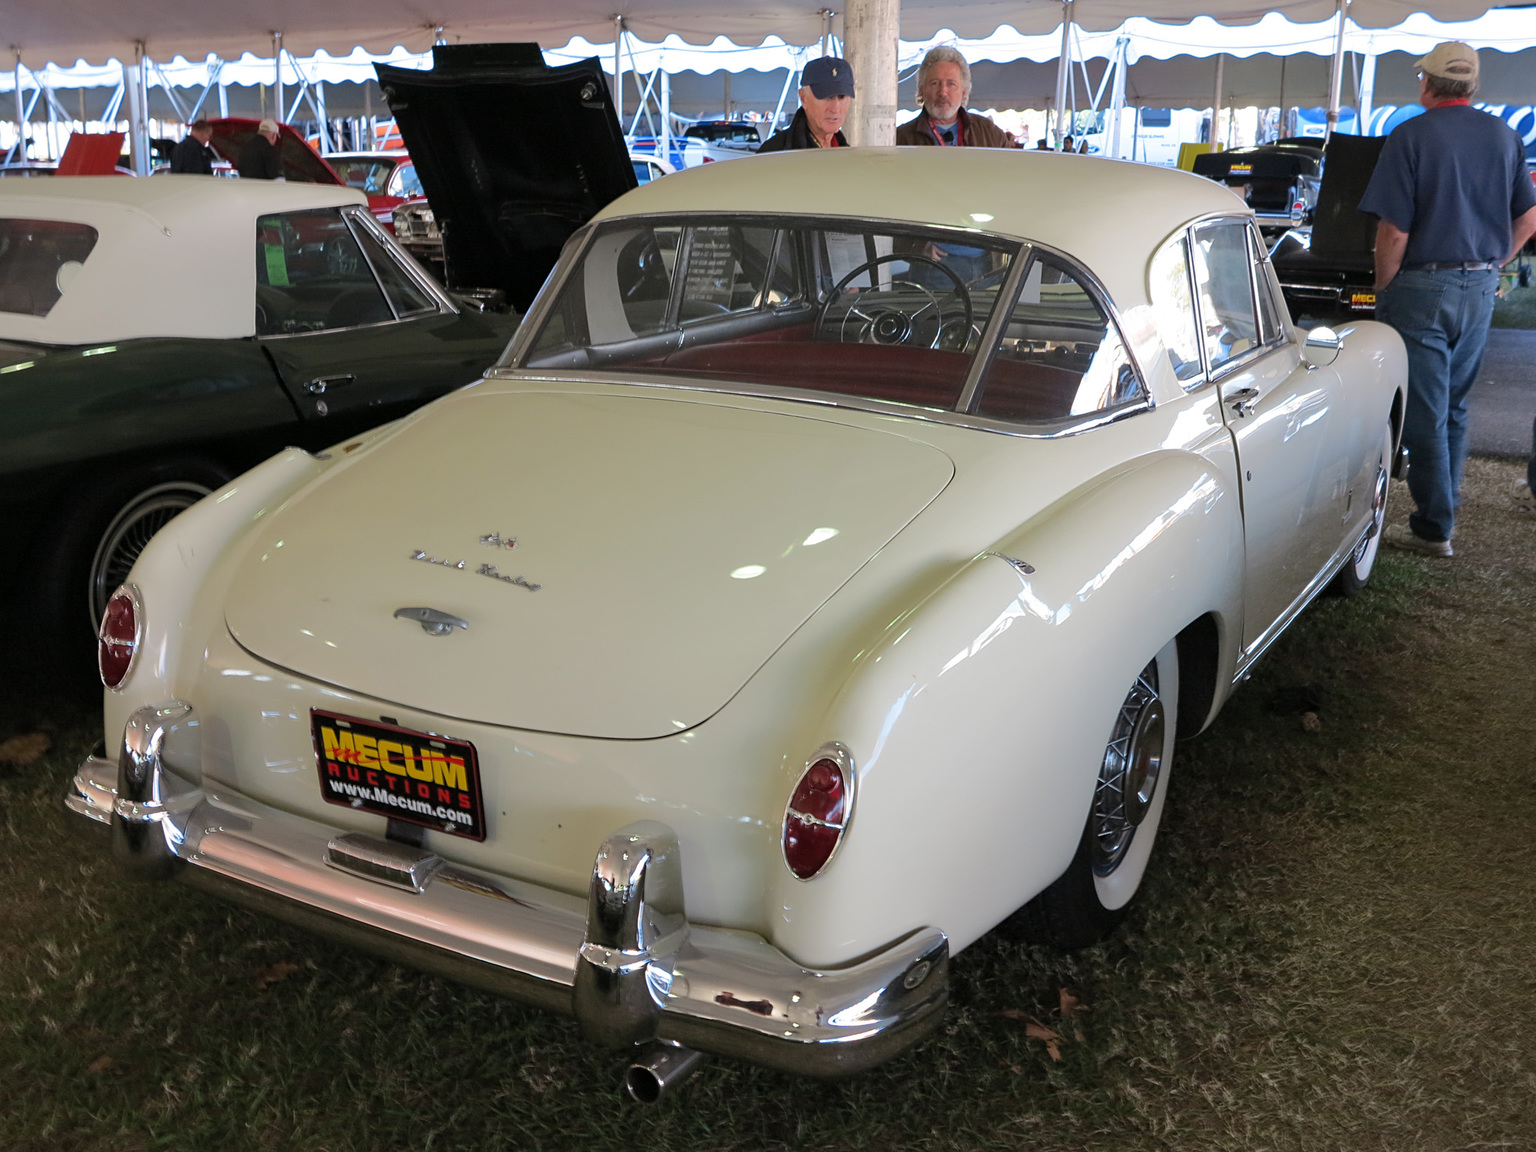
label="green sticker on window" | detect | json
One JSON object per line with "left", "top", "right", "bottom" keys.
{"left": 263, "top": 243, "right": 290, "bottom": 287}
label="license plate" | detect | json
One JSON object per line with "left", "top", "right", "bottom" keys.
{"left": 311, "top": 709, "right": 487, "bottom": 841}
{"left": 1348, "top": 291, "right": 1376, "bottom": 310}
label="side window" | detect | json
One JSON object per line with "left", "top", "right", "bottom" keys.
{"left": 1249, "top": 224, "right": 1286, "bottom": 345}
{"left": 976, "top": 254, "right": 1145, "bottom": 423}
{"left": 575, "top": 224, "right": 682, "bottom": 344}
{"left": 350, "top": 217, "right": 439, "bottom": 318}
{"left": 678, "top": 226, "right": 777, "bottom": 321}
{"left": 1150, "top": 234, "right": 1203, "bottom": 385}
{"left": 1190, "top": 220, "right": 1259, "bottom": 373}
{"left": 255, "top": 208, "right": 392, "bottom": 335}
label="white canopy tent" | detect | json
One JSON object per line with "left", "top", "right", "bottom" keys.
{"left": 7, "top": 0, "right": 1511, "bottom": 71}
{"left": 6, "top": 3, "right": 1532, "bottom": 164}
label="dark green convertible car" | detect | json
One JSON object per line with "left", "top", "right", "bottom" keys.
{"left": 0, "top": 176, "right": 519, "bottom": 666}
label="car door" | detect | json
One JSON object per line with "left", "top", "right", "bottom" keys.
{"left": 254, "top": 205, "right": 511, "bottom": 441}
{"left": 1189, "top": 217, "right": 1345, "bottom": 654}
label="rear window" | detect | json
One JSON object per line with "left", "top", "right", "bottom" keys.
{"left": 0, "top": 219, "right": 99, "bottom": 317}
{"left": 523, "top": 216, "right": 1019, "bottom": 413}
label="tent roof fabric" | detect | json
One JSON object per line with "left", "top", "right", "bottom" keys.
{"left": 8, "top": 0, "right": 1512, "bottom": 70}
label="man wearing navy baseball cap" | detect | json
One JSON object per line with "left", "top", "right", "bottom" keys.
{"left": 758, "top": 56, "right": 854, "bottom": 151}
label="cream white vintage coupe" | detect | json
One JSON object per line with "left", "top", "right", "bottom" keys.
{"left": 69, "top": 149, "right": 1405, "bottom": 1100}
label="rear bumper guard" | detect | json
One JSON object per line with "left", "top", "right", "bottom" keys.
{"left": 68, "top": 702, "right": 949, "bottom": 1076}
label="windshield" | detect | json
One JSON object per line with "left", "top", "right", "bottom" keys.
{"left": 522, "top": 216, "right": 1021, "bottom": 412}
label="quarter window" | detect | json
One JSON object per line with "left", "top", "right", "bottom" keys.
{"left": 1249, "top": 224, "right": 1286, "bottom": 346}
{"left": 975, "top": 254, "right": 1144, "bottom": 422}
{"left": 1150, "top": 235, "right": 1203, "bottom": 385}
{"left": 1190, "top": 220, "right": 1260, "bottom": 374}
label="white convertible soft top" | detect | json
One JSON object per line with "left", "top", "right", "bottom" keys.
{"left": 0, "top": 176, "right": 368, "bottom": 347}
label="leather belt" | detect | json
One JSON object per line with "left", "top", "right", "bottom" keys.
{"left": 1403, "top": 261, "right": 1500, "bottom": 271}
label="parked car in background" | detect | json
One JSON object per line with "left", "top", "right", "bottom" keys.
{"left": 395, "top": 152, "right": 674, "bottom": 286}
{"left": 1270, "top": 134, "right": 1387, "bottom": 324}
{"left": 325, "top": 151, "right": 424, "bottom": 229}
{"left": 1192, "top": 141, "right": 1323, "bottom": 240}
{"left": 377, "top": 43, "right": 638, "bottom": 311}
{"left": 206, "top": 117, "right": 344, "bottom": 184}
{"left": 71, "top": 149, "right": 1404, "bottom": 1097}
{"left": 0, "top": 176, "right": 518, "bottom": 667}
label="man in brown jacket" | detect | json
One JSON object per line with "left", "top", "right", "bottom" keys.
{"left": 895, "top": 47, "right": 1017, "bottom": 149}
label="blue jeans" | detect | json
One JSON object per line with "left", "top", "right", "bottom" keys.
{"left": 1375, "top": 267, "right": 1499, "bottom": 542}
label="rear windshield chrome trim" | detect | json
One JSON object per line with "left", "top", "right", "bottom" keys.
{"left": 484, "top": 368, "right": 1152, "bottom": 439}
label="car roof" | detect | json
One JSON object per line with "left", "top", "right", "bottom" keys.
{"left": 595, "top": 147, "right": 1249, "bottom": 309}
{"left": 0, "top": 175, "right": 367, "bottom": 345}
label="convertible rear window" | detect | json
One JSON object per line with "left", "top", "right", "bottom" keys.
{"left": 0, "top": 218, "right": 98, "bottom": 317}
{"left": 521, "top": 215, "right": 1143, "bottom": 426}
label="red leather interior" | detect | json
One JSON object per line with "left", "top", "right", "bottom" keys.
{"left": 629, "top": 336, "right": 1086, "bottom": 422}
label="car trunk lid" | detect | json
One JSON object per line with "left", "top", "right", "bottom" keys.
{"left": 223, "top": 387, "right": 954, "bottom": 738}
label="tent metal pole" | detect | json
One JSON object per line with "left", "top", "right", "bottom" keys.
{"left": 126, "top": 45, "right": 151, "bottom": 175}
{"left": 272, "top": 32, "right": 284, "bottom": 122}
{"left": 186, "top": 57, "right": 222, "bottom": 122}
{"left": 771, "top": 63, "right": 796, "bottom": 130}
{"left": 102, "top": 81, "right": 124, "bottom": 127}
{"left": 1211, "top": 53, "right": 1224, "bottom": 151}
{"left": 1325, "top": 0, "right": 1347, "bottom": 142}
{"left": 151, "top": 59, "right": 191, "bottom": 124}
{"left": 1107, "top": 35, "right": 1128, "bottom": 159}
{"left": 45, "top": 73, "right": 57, "bottom": 160}
{"left": 613, "top": 16, "right": 624, "bottom": 126}
{"left": 1359, "top": 48, "right": 1377, "bottom": 134}
{"left": 9, "top": 53, "right": 24, "bottom": 165}
{"left": 660, "top": 69, "right": 670, "bottom": 165}
{"left": 820, "top": 9, "right": 833, "bottom": 57}
{"left": 1053, "top": 1, "right": 1072, "bottom": 150}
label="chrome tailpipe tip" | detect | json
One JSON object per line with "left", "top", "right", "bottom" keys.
{"left": 624, "top": 1043, "right": 707, "bottom": 1104}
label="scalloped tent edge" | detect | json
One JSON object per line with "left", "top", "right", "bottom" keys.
{"left": 5, "top": 0, "right": 1513, "bottom": 71}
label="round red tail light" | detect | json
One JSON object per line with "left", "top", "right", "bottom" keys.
{"left": 783, "top": 748, "right": 854, "bottom": 880}
{"left": 98, "top": 585, "right": 141, "bottom": 690}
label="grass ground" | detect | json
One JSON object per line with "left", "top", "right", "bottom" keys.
{"left": 1, "top": 458, "right": 1533, "bottom": 1152}
{"left": 1492, "top": 268, "right": 1536, "bottom": 329}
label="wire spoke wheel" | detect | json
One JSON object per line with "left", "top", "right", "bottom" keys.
{"left": 1090, "top": 660, "right": 1164, "bottom": 877}
{"left": 88, "top": 481, "right": 213, "bottom": 626}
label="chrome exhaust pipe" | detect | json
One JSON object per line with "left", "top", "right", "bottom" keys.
{"left": 624, "top": 1043, "right": 707, "bottom": 1104}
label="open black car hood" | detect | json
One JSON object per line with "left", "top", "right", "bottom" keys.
{"left": 377, "top": 44, "right": 637, "bottom": 311}
{"left": 1303, "top": 134, "right": 1387, "bottom": 257}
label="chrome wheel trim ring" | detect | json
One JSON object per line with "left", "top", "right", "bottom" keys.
{"left": 88, "top": 482, "right": 212, "bottom": 627}
{"left": 1090, "top": 659, "right": 1163, "bottom": 877}
{"left": 1350, "top": 453, "right": 1390, "bottom": 572}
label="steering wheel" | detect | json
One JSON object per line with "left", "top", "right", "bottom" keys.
{"left": 816, "top": 253, "right": 975, "bottom": 351}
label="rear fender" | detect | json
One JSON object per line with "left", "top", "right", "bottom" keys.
{"left": 769, "top": 451, "right": 1243, "bottom": 966}
{"left": 104, "top": 448, "right": 328, "bottom": 752}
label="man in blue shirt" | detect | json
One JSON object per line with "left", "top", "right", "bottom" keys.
{"left": 1359, "top": 42, "right": 1536, "bottom": 556}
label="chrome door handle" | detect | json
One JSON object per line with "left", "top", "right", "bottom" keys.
{"left": 304, "top": 374, "right": 357, "bottom": 395}
{"left": 1223, "top": 384, "right": 1260, "bottom": 418}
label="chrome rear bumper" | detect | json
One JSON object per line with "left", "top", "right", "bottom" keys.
{"left": 68, "top": 703, "right": 948, "bottom": 1076}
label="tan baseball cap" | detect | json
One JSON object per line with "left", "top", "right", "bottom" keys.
{"left": 1415, "top": 41, "right": 1478, "bottom": 82}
